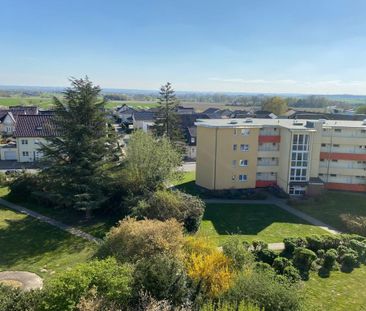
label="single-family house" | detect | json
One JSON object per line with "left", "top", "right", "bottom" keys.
{"left": 14, "top": 115, "right": 56, "bottom": 162}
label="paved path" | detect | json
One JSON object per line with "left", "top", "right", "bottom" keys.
{"left": 204, "top": 197, "right": 340, "bottom": 235}
{"left": 0, "top": 198, "right": 102, "bottom": 244}
{"left": 0, "top": 271, "right": 43, "bottom": 291}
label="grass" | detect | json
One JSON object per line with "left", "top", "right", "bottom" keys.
{"left": 303, "top": 266, "right": 366, "bottom": 311}
{"left": 196, "top": 203, "right": 328, "bottom": 245}
{"left": 0, "top": 187, "right": 120, "bottom": 239}
{"left": 0, "top": 97, "right": 54, "bottom": 108}
{"left": 0, "top": 205, "right": 96, "bottom": 280}
{"left": 290, "top": 191, "right": 366, "bottom": 232}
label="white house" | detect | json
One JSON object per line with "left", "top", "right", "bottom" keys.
{"left": 14, "top": 115, "right": 56, "bottom": 162}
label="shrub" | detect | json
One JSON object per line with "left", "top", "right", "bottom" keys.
{"left": 339, "top": 250, "right": 359, "bottom": 271}
{"left": 222, "top": 238, "right": 255, "bottom": 270}
{"left": 225, "top": 269, "right": 303, "bottom": 311}
{"left": 272, "top": 257, "right": 292, "bottom": 274}
{"left": 0, "top": 284, "right": 41, "bottom": 311}
{"left": 340, "top": 214, "right": 366, "bottom": 236}
{"left": 185, "top": 245, "right": 233, "bottom": 298}
{"left": 133, "top": 254, "right": 189, "bottom": 305}
{"left": 283, "top": 266, "right": 301, "bottom": 283}
{"left": 323, "top": 249, "right": 338, "bottom": 270}
{"left": 256, "top": 249, "right": 278, "bottom": 265}
{"left": 132, "top": 190, "right": 205, "bottom": 233}
{"left": 349, "top": 239, "right": 366, "bottom": 263}
{"left": 293, "top": 247, "right": 317, "bottom": 272}
{"left": 100, "top": 218, "right": 184, "bottom": 262}
{"left": 283, "top": 237, "right": 306, "bottom": 254}
{"left": 201, "top": 300, "right": 261, "bottom": 311}
{"left": 41, "top": 258, "right": 132, "bottom": 311}
{"left": 306, "top": 235, "right": 324, "bottom": 252}
{"left": 8, "top": 171, "right": 40, "bottom": 198}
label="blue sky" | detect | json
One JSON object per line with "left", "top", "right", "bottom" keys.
{"left": 1, "top": 0, "right": 366, "bottom": 94}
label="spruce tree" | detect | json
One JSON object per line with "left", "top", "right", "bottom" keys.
{"left": 40, "top": 77, "right": 117, "bottom": 217}
{"left": 153, "top": 82, "right": 182, "bottom": 142}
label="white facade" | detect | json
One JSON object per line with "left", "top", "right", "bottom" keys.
{"left": 16, "top": 137, "right": 46, "bottom": 162}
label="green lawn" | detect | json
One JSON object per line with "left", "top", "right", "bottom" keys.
{"left": 197, "top": 203, "right": 328, "bottom": 245}
{"left": 0, "top": 187, "right": 120, "bottom": 239}
{"left": 303, "top": 266, "right": 366, "bottom": 311}
{"left": 290, "top": 191, "right": 366, "bottom": 232}
{"left": 0, "top": 205, "right": 96, "bottom": 280}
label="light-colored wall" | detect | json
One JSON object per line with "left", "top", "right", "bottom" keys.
{"left": 196, "top": 126, "right": 216, "bottom": 189}
{"left": 16, "top": 137, "right": 47, "bottom": 162}
{"left": 277, "top": 128, "right": 292, "bottom": 191}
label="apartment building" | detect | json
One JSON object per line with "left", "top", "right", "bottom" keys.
{"left": 195, "top": 118, "right": 366, "bottom": 195}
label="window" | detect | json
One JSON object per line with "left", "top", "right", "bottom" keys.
{"left": 320, "top": 159, "right": 325, "bottom": 162}
{"left": 239, "top": 159, "right": 248, "bottom": 167}
{"left": 239, "top": 174, "right": 247, "bottom": 182}
{"left": 321, "top": 143, "right": 326, "bottom": 147}
{"left": 21, "top": 139, "right": 28, "bottom": 145}
{"left": 319, "top": 173, "right": 324, "bottom": 176}
{"left": 190, "top": 137, "right": 195, "bottom": 144}
{"left": 22, "top": 151, "right": 29, "bottom": 156}
{"left": 240, "top": 144, "right": 249, "bottom": 152}
{"left": 334, "top": 129, "right": 342, "bottom": 132}
{"left": 232, "top": 160, "right": 237, "bottom": 167}
{"left": 241, "top": 129, "right": 250, "bottom": 136}
{"left": 361, "top": 130, "right": 366, "bottom": 134}
{"left": 234, "top": 129, "right": 238, "bottom": 135}
{"left": 232, "top": 175, "right": 236, "bottom": 181}
{"left": 330, "top": 174, "right": 337, "bottom": 177}
{"left": 233, "top": 144, "right": 237, "bottom": 151}
{"left": 333, "top": 144, "right": 340, "bottom": 147}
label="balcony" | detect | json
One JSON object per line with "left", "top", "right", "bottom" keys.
{"left": 258, "top": 143, "right": 280, "bottom": 152}
{"left": 257, "top": 158, "right": 279, "bottom": 166}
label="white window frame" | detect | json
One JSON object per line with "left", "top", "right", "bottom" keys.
{"left": 239, "top": 159, "right": 248, "bottom": 167}
{"left": 241, "top": 128, "right": 250, "bottom": 136}
{"left": 239, "top": 174, "right": 247, "bottom": 182}
{"left": 21, "top": 139, "right": 28, "bottom": 145}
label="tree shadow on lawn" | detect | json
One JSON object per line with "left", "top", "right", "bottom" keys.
{"left": 0, "top": 211, "right": 93, "bottom": 268}
{"left": 203, "top": 204, "right": 311, "bottom": 236}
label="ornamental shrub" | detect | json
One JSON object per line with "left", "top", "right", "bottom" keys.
{"left": 323, "top": 249, "right": 338, "bottom": 270}
{"left": 256, "top": 249, "right": 278, "bottom": 265}
{"left": 272, "top": 257, "right": 292, "bottom": 274}
{"left": 0, "top": 284, "right": 42, "bottom": 311}
{"left": 41, "top": 258, "right": 133, "bottom": 311}
{"left": 133, "top": 254, "right": 189, "bottom": 305}
{"left": 201, "top": 300, "right": 261, "bottom": 311}
{"left": 293, "top": 247, "right": 317, "bottom": 272}
{"left": 349, "top": 239, "right": 366, "bottom": 263}
{"left": 100, "top": 218, "right": 184, "bottom": 262}
{"left": 283, "top": 266, "right": 301, "bottom": 283}
{"left": 132, "top": 190, "right": 205, "bottom": 233}
{"left": 222, "top": 238, "right": 255, "bottom": 270}
{"left": 283, "top": 237, "right": 307, "bottom": 254}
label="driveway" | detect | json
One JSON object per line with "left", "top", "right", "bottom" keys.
{"left": 181, "top": 161, "right": 196, "bottom": 172}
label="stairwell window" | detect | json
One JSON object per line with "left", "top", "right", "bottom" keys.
{"left": 240, "top": 144, "right": 249, "bottom": 152}
{"left": 241, "top": 129, "right": 250, "bottom": 136}
{"left": 239, "top": 174, "right": 247, "bottom": 182}
{"left": 233, "top": 144, "right": 237, "bottom": 151}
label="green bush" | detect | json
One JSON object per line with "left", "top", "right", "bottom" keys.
{"left": 133, "top": 254, "right": 189, "bottom": 305}
{"left": 293, "top": 247, "right": 317, "bottom": 272}
{"left": 201, "top": 300, "right": 261, "bottom": 311}
{"left": 340, "top": 214, "right": 366, "bottom": 236}
{"left": 283, "top": 266, "right": 301, "bottom": 283}
{"left": 0, "top": 285, "right": 41, "bottom": 311}
{"left": 225, "top": 269, "right": 303, "bottom": 311}
{"left": 41, "top": 258, "right": 133, "bottom": 311}
{"left": 100, "top": 218, "right": 184, "bottom": 262}
{"left": 339, "top": 250, "right": 359, "bottom": 271}
{"left": 323, "top": 249, "right": 338, "bottom": 270}
{"left": 305, "top": 235, "right": 324, "bottom": 252}
{"left": 132, "top": 190, "right": 205, "bottom": 232}
{"left": 8, "top": 171, "right": 40, "bottom": 198}
{"left": 272, "top": 257, "right": 291, "bottom": 274}
{"left": 222, "top": 238, "right": 254, "bottom": 270}
{"left": 283, "top": 237, "right": 306, "bottom": 254}
{"left": 349, "top": 239, "right": 366, "bottom": 263}
{"left": 256, "top": 249, "right": 278, "bottom": 265}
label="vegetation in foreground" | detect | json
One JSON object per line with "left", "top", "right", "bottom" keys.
{"left": 0, "top": 206, "right": 96, "bottom": 280}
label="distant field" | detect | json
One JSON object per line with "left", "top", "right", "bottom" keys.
{"left": 0, "top": 97, "right": 54, "bottom": 108}
{"left": 105, "top": 100, "right": 158, "bottom": 109}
